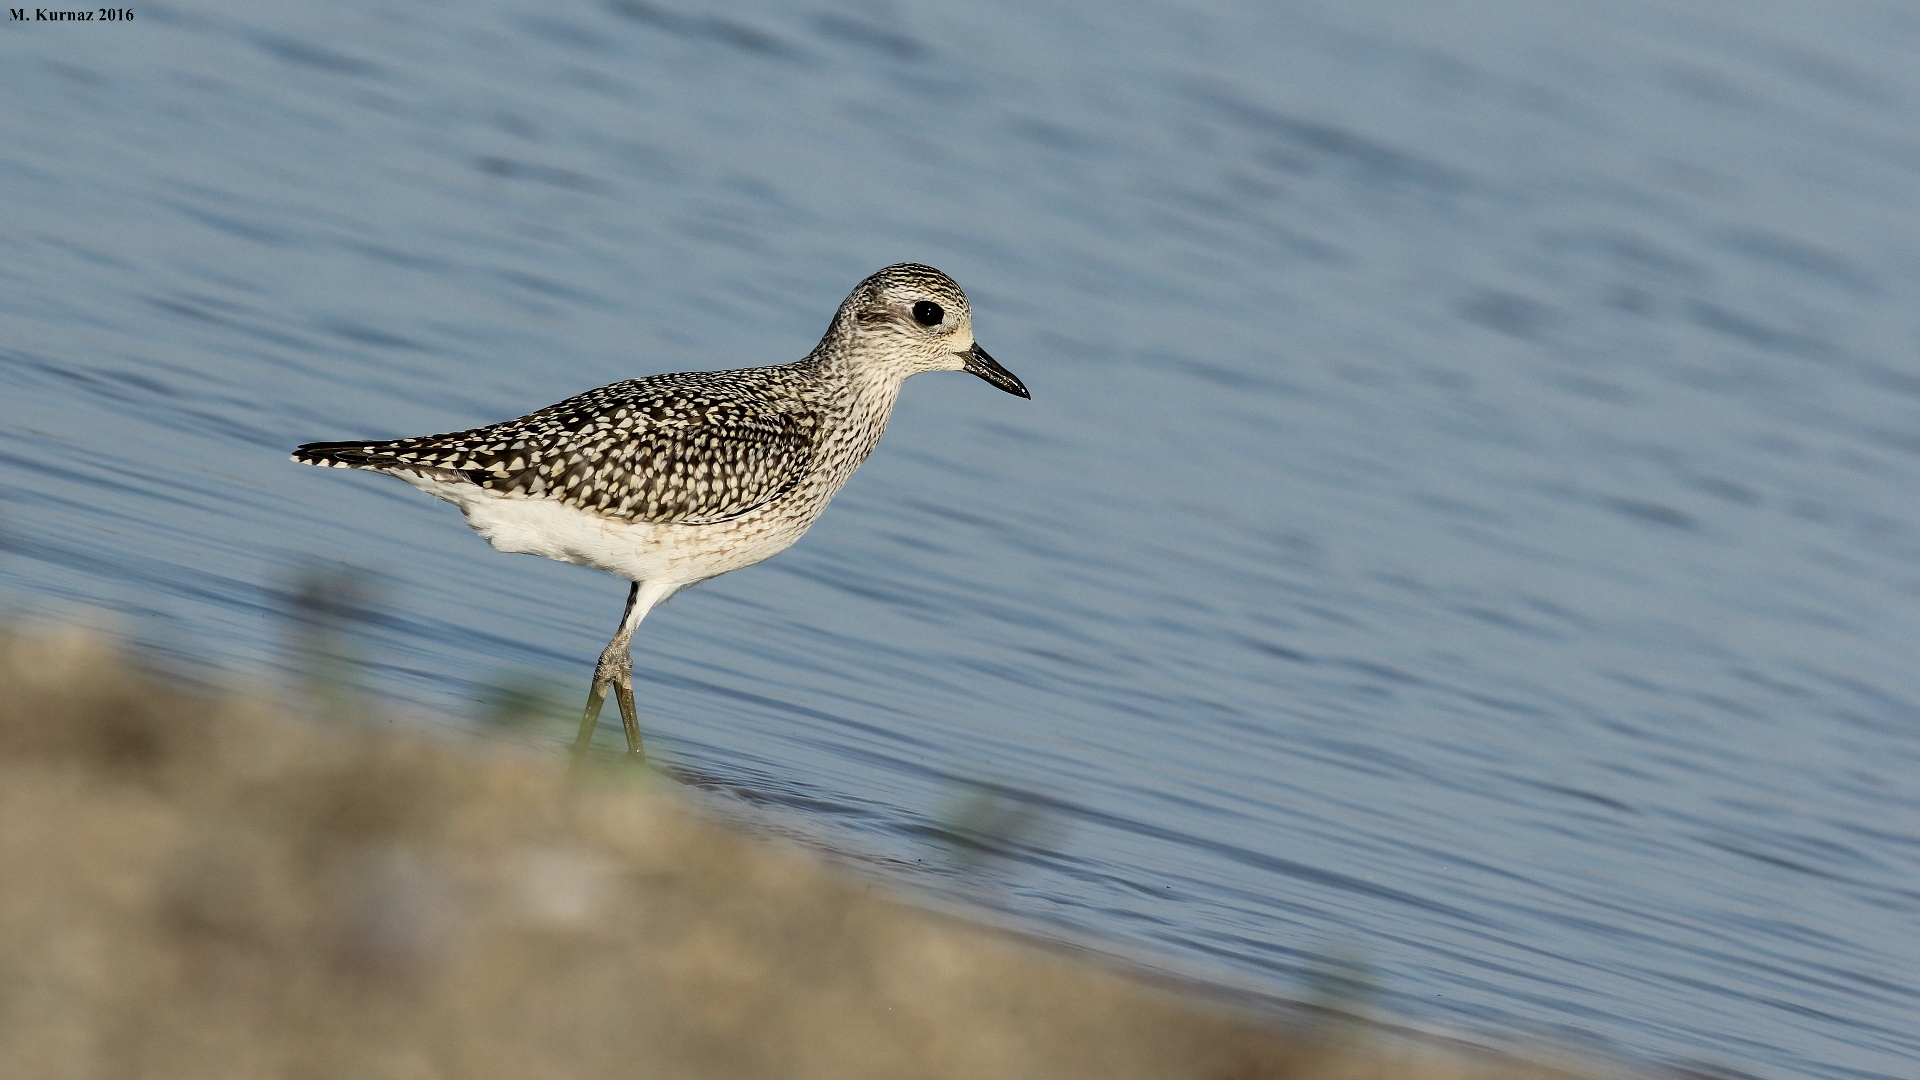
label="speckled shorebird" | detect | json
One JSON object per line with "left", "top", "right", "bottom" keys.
{"left": 293, "top": 263, "right": 1028, "bottom": 762}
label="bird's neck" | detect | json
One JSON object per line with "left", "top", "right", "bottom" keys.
{"left": 805, "top": 340, "right": 908, "bottom": 469}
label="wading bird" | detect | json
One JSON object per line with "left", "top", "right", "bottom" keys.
{"left": 294, "top": 264, "right": 1028, "bottom": 762}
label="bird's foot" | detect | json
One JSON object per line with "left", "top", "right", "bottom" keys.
{"left": 571, "top": 637, "right": 646, "bottom": 763}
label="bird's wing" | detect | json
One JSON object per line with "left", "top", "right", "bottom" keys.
{"left": 293, "top": 370, "right": 822, "bottom": 525}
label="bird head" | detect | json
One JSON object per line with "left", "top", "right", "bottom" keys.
{"left": 828, "top": 263, "right": 1029, "bottom": 399}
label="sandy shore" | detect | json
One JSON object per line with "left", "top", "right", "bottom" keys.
{"left": 0, "top": 626, "right": 1611, "bottom": 1080}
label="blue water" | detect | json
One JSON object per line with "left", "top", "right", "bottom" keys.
{"left": 4, "top": 2, "right": 1919, "bottom": 1076}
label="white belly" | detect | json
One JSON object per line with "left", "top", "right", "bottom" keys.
{"left": 399, "top": 474, "right": 804, "bottom": 586}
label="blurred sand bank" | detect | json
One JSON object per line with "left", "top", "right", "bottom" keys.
{"left": 0, "top": 627, "right": 1608, "bottom": 1080}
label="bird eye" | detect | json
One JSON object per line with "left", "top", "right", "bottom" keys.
{"left": 912, "top": 300, "right": 944, "bottom": 327}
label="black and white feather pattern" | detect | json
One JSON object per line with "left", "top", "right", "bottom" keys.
{"left": 294, "top": 366, "right": 825, "bottom": 525}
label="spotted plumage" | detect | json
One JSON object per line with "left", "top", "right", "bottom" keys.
{"left": 295, "top": 368, "right": 828, "bottom": 525}
{"left": 293, "top": 263, "right": 1029, "bottom": 762}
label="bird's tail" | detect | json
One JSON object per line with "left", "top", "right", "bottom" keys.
{"left": 292, "top": 441, "right": 484, "bottom": 487}
{"left": 291, "top": 441, "right": 404, "bottom": 470}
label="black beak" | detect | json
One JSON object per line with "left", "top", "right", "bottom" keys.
{"left": 961, "top": 343, "right": 1030, "bottom": 399}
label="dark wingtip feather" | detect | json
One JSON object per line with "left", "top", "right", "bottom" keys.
{"left": 292, "top": 441, "right": 387, "bottom": 468}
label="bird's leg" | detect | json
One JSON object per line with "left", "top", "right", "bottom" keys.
{"left": 614, "top": 663, "right": 643, "bottom": 760}
{"left": 572, "top": 581, "right": 640, "bottom": 762}
{"left": 571, "top": 580, "right": 669, "bottom": 767}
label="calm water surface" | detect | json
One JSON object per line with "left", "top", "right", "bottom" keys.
{"left": 4, "top": 2, "right": 1919, "bottom": 1077}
